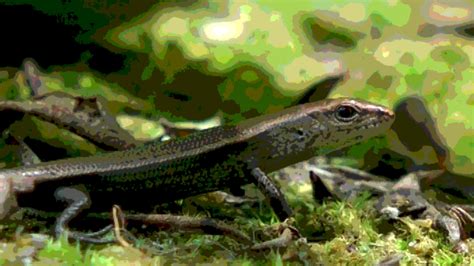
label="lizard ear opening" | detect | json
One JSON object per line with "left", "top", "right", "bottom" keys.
{"left": 335, "top": 104, "right": 360, "bottom": 122}
{"left": 294, "top": 128, "right": 306, "bottom": 141}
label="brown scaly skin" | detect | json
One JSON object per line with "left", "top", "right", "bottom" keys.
{"left": 0, "top": 98, "right": 394, "bottom": 242}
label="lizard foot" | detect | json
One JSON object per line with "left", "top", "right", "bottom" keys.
{"left": 251, "top": 218, "right": 306, "bottom": 251}
{"left": 54, "top": 187, "right": 114, "bottom": 244}
{"left": 449, "top": 206, "right": 473, "bottom": 240}
{"left": 448, "top": 206, "right": 473, "bottom": 253}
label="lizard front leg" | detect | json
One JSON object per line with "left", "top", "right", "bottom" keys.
{"left": 0, "top": 134, "right": 38, "bottom": 219}
{"left": 0, "top": 176, "right": 18, "bottom": 220}
{"left": 250, "top": 167, "right": 293, "bottom": 221}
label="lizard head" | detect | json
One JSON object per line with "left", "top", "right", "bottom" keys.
{"left": 236, "top": 97, "right": 395, "bottom": 171}
{"left": 304, "top": 97, "right": 395, "bottom": 151}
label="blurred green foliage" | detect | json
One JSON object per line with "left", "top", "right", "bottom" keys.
{"left": 1, "top": 0, "right": 472, "bottom": 175}
{"left": 103, "top": 0, "right": 473, "bottom": 175}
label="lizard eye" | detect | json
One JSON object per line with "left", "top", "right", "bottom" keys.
{"left": 335, "top": 104, "right": 359, "bottom": 122}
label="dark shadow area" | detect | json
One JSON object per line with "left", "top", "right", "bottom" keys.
{"left": 22, "top": 137, "right": 69, "bottom": 161}
{"left": 0, "top": 3, "right": 126, "bottom": 73}
{"left": 301, "top": 14, "right": 365, "bottom": 52}
{"left": 0, "top": 4, "right": 85, "bottom": 68}
{"left": 294, "top": 74, "right": 346, "bottom": 104}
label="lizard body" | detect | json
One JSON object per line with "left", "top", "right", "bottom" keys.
{"left": 0, "top": 98, "right": 394, "bottom": 235}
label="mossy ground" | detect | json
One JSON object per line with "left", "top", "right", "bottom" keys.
{"left": 1, "top": 182, "right": 472, "bottom": 265}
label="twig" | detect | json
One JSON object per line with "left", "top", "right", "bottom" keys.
{"left": 125, "top": 213, "right": 253, "bottom": 246}
{"left": 112, "top": 205, "right": 131, "bottom": 247}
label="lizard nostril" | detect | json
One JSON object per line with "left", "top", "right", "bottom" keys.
{"left": 385, "top": 110, "right": 395, "bottom": 120}
{"left": 376, "top": 107, "right": 395, "bottom": 120}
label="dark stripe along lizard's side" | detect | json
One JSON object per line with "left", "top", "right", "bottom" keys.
{"left": 0, "top": 98, "right": 395, "bottom": 242}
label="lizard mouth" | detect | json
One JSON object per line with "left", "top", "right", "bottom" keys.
{"left": 353, "top": 121, "right": 384, "bottom": 133}
{"left": 344, "top": 119, "right": 392, "bottom": 144}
